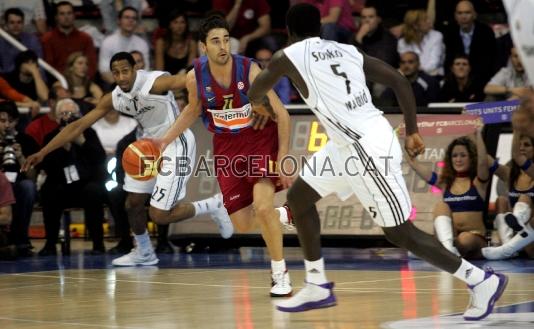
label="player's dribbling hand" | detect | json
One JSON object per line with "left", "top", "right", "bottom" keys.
{"left": 250, "top": 97, "right": 277, "bottom": 130}
{"left": 149, "top": 138, "right": 169, "bottom": 153}
{"left": 405, "top": 132, "right": 425, "bottom": 158}
{"left": 21, "top": 152, "right": 44, "bottom": 172}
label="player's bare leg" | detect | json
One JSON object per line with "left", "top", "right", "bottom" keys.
{"left": 148, "top": 194, "right": 233, "bottom": 239}
{"left": 227, "top": 179, "right": 292, "bottom": 297}
{"left": 383, "top": 221, "right": 507, "bottom": 321}
{"left": 112, "top": 192, "right": 159, "bottom": 266}
{"left": 277, "top": 178, "right": 507, "bottom": 320}
{"left": 276, "top": 177, "right": 336, "bottom": 312}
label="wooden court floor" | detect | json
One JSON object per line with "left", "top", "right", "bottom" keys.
{"left": 1, "top": 242, "right": 534, "bottom": 329}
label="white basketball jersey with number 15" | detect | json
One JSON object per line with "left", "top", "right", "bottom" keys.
{"left": 284, "top": 37, "right": 383, "bottom": 145}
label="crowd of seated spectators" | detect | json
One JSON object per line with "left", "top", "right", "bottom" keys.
{"left": 0, "top": 0, "right": 532, "bottom": 259}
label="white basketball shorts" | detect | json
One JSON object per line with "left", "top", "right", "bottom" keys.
{"left": 300, "top": 116, "right": 412, "bottom": 227}
{"left": 123, "top": 129, "right": 196, "bottom": 211}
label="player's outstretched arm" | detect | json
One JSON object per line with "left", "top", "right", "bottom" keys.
{"left": 362, "top": 54, "right": 418, "bottom": 134}
{"left": 362, "top": 52, "right": 424, "bottom": 156}
{"left": 21, "top": 94, "right": 113, "bottom": 171}
{"left": 248, "top": 50, "right": 290, "bottom": 110}
{"left": 157, "top": 70, "right": 201, "bottom": 150}
{"left": 150, "top": 70, "right": 187, "bottom": 94}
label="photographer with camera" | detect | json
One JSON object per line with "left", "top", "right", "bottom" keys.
{"left": 0, "top": 101, "right": 38, "bottom": 256}
{"left": 37, "top": 98, "right": 107, "bottom": 255}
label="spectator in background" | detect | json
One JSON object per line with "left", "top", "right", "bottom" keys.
{"left": 512, "top": 94, "right": 534, "bottom": 139}
{"left": 99, "top": 7, "right": 150, "bottom": 85}
{"left": 439, "top": 54, "right": 485, "bottom": 103}
{"left": 397, "top": 9, "right": 445, "bottom": 77}
{"left": 0, "top": 101, "right": 38, "bottom": 257}
{"left": 130, "top": 50, "right": 145, "bottom": 70}
{"left": 97, "top": 0, "right": 144, "bottom": 34}
{"left": 0, "top": 0, "right": 47, "bottom": 35}
{"left": 4, "top": 51, "right": 49, "bottom": 104}
{"left": 41, "top": 1, "right": 97, "bottom": 79}
{"left": 0, "top": 8, "right": 43, "bottom": 74}
{"left": 353, "top": 4, "right": 399, "bottom": 99}
{"left": 38, "top": 99, "right": 107, "bottom": 256}
{"left": 302, "top": 0, "right": 356, "bottom": 44}
{"left": 0, "top": 171, "right": 16, "bottom": 260}
{"left": 380, "top": 51, "right": 439, "bottom": 106}
{"left": 353, "top": 5, "right": 398, "bottom": 68}
{"left": 54, "top": 52, "right": 103, "bottom": 111}
{"left": 92, "top": 111, "right": 137, "bottom": 157}
{"left": 255, "top": 47, "right": 291, "bottom": 104}
{"left": 484, "top": 47, "right": 531, "bottom": 101}
{"left": 25, "top": 89, "right": 65, "bottom": 147}
{"left": 0, "top": 75, "right": 40, "bottom": 118}
{"left": 444, "top": 1, "right": 497, "bottom": 85}
{"left": 154, "top": 10, "right": 197, "bottom": 75}
{"left": 212, "top": 0, "right": 272, "bottom": 55}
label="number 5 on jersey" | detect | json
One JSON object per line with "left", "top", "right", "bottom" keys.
{"left": 330, "top": 64, "right": 351, "bottom": 94}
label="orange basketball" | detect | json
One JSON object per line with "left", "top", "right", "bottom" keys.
{"left": 122, "top": 140, "right": 161, "bottom": 181}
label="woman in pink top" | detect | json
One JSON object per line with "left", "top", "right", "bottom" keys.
{"left": 303, "top": 0, "right": 356, "bottom": 43}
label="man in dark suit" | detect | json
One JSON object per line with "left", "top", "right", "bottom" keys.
{"left": 444, "top": 0, "right": 497, "bottom": 85}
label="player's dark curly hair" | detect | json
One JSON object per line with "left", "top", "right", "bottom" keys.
{"left": 439, "top": 136, "right": 478, "bottom": 189}
{"left": 198, "top": 14, "right": 230, "bottom": 44}
{"left": 110, "top": 52, "right": 136, "bottom": 70}
{"left": 286, "top": 3, "right": 321, "bottom": 38}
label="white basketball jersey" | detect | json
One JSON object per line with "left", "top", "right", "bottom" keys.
{"left": 112, "top": 70, "right": 179, "bottom": 138}
{"left": 284, "top": 37, "right": 383, "bottom": 145}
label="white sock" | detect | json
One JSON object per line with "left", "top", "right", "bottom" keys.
{"left": 193, "top": 195, "right": 221, "bottom": 216}
{"left": 271, "top": 259, "right": 287, "bottom": 274}
{"left": 305, "top": 258, "right": 328, "bottom": 285}
{"left": 495, "top": 213, "right": 513, "bottom": 244}
{"left": 501, "top": 223, "right": 534, "bottom": 256}
{"left": 513, "top": 202, "right": 532, "bottom": 227}
{"left": 453, "top": 259, "right": 486, "bottom": 286}
{"left": 134, "top": 230, "right": 153, "bottom": 254}
{"left": 276, "top": 206, "right": 289, "bottom": 225}
{"left": 434, "top": 215, "right": 456, "bottom": 252}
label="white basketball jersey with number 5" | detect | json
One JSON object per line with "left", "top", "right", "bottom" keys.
{"left": 284, "top": 37, "right": 383, "bottom": 145}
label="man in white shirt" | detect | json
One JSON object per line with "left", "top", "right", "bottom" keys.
{"left": 99, "top": 7, "right": 150, "bottom": 84}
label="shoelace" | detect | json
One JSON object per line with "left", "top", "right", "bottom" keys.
{"left": 273, "top": 272, "right": 290, "bottom": 288}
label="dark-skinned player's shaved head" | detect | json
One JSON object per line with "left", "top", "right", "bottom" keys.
{"left": 286, "top": 3, "right": 321, "bottom": 38}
